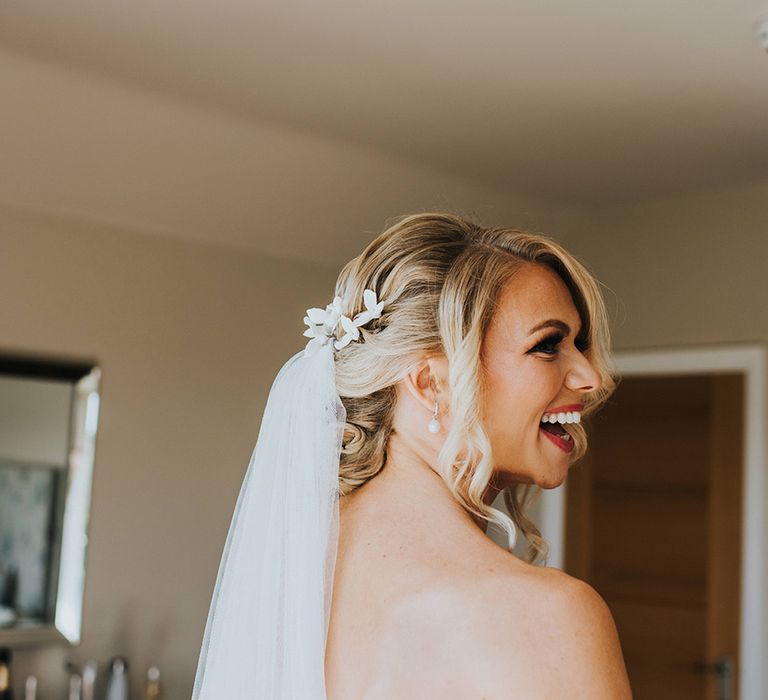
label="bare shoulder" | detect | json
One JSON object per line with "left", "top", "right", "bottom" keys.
{"left": 361, "top": 555, "right": 632, "bottom": 699}
{"left": 477, "top": 565, "right": 634, "bottom": 699}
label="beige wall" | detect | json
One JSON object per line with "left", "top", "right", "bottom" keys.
{"left": 0, "top": 207, "right": 343, "bottom": 697}
{"left": 572, "top": 177, "right": 768, "bottom": 352}
{"left": 0, "top": 49, "right": 593, "bottom": 267}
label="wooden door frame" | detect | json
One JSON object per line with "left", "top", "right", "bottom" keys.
{"left": 537, "top": 343, "right": 766, "bottom": 700}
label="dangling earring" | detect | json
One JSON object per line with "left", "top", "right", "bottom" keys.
{"left": 427, "top": 398, "right": 441, "bottom": 434}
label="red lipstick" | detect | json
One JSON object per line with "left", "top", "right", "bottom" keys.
{"left": 544, "top": 404, "right": 583, "bottom": 413}
{"left": 540, "top": 428, "right": 575, "bottom": 453}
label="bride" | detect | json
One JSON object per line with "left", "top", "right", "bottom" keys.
{"left": 192, "top": 212, "right": 633, "bottom": 699}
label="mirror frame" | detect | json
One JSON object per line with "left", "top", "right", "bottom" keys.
{"left": 0, "top": 351, "right": 100, "bottom": 648}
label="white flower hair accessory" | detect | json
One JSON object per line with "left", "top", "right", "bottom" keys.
{"left": 302, "top": 288, "right": 385, "bottom": 357}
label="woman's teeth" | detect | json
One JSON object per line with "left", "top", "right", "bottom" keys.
{"left": 541, "top": 411, "right": 581, "bottom": 425}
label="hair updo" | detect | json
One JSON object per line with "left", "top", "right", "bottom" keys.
{"left": 331, "top": 212, "right": 618, "bottom": 565}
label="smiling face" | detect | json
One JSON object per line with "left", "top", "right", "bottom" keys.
{"left": 480, "top": 262, "right": 602, "bottom": 489}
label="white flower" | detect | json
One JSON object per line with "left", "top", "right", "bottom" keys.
{"left": 323, "top": 296, "right": 345, "bottom": 331}
{"left": 352, "top": 289, "right": 385, "bottom": 327}
{"left": 305, "top": 295, "right": 344, "bottom": 333}
{"left": 302, "top": 289, "right": 385, "bottom": 356}
{"left": 333, "top": 315, "right": 360, "bottom": 350}
{"left": 304, "top": 307, "right": 327, "bottom": 326}
{"left": 303, "top": 296, "right": 345, "bottom": 356}
{"left": 302, "top": 322, "right": 333, "bottom": 357}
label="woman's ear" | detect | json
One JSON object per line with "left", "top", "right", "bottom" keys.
{"left": 403, "top": 355, "right": 450, "bottom": 414}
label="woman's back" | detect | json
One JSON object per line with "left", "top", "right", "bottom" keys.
{"left": 325, "top": 474, "right": 513, "bottom": 699}
{"left": 324, "top": 469, "right": 633, "bottom": 699}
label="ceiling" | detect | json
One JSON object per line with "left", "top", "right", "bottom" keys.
{"left": 2, "top": 0, "right": 768, "bottom": 209}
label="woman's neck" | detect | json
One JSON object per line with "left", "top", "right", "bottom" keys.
{"left": 346, "top": 430, "right": 494, "bottom": 537}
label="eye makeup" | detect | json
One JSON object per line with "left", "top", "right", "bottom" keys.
{"left": 529, "top": 331, "right": 590, "bottom": 356}
{"left": 530, "top": 332, "right": 565, "bottom": 355}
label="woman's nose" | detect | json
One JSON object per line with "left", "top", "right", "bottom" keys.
{"left": 566, "top": 351, "right": 602, "bottom": 393}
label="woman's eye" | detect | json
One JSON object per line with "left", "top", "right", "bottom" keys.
{"left": 531, "top": 333, "right": 563, "bottom": 355}
{"left": 530, "top": 332, "right": 590, "bottom": 356}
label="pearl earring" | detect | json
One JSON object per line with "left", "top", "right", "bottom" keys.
{"left": 427, "top": 398, "right": 441, "bottom": 434}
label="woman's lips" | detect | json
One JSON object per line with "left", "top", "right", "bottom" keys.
{"left": 544, "top": 403, "right": 583, "bottom": 414}
{"left": 539, "top": 425, "right": 575, "bottom": 453}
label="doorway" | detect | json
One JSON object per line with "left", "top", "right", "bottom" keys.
{"left": 539, "top": 345, "right": 766, "bottom": 700}
{"left": 566, "top": 373, "right": 741, "bottom": 698}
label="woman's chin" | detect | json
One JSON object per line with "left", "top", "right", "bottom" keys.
{"left": 533, "top": 469, "right": 567, "bottom": 490}
{"left": 490, "top": 465, "right": 566, "bottom": 490}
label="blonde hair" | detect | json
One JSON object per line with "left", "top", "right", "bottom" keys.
{"left": 332, "top": 213, "right": 618, "bottom": 566}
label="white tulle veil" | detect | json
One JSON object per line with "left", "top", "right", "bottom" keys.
{"left": 191, "top": 343, "right": 344, "bottom": 699}
{"left": 192, "top": 291, "right": 385, "bottom": 699}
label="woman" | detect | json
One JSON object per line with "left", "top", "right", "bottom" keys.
{"left": 193, "top": 213, "right": 633, "bottom": 699}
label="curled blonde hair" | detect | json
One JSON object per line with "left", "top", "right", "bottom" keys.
{"left": 332, "top": 213, "right": 618, "bottom": 565}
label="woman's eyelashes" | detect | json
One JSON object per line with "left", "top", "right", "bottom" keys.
{"left": 530, "top": 332, "right": 589, "bottom": 356}
{"left": 530, "top": 332, "right": 565, "bottom": 355}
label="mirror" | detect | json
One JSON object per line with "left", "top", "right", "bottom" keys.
{"left": 0, "top": 352, "right": 100, "bottom": 647}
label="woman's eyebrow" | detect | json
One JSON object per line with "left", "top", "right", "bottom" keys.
{"left": 528, "top": 319, "right": 581, "bottom": 336}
